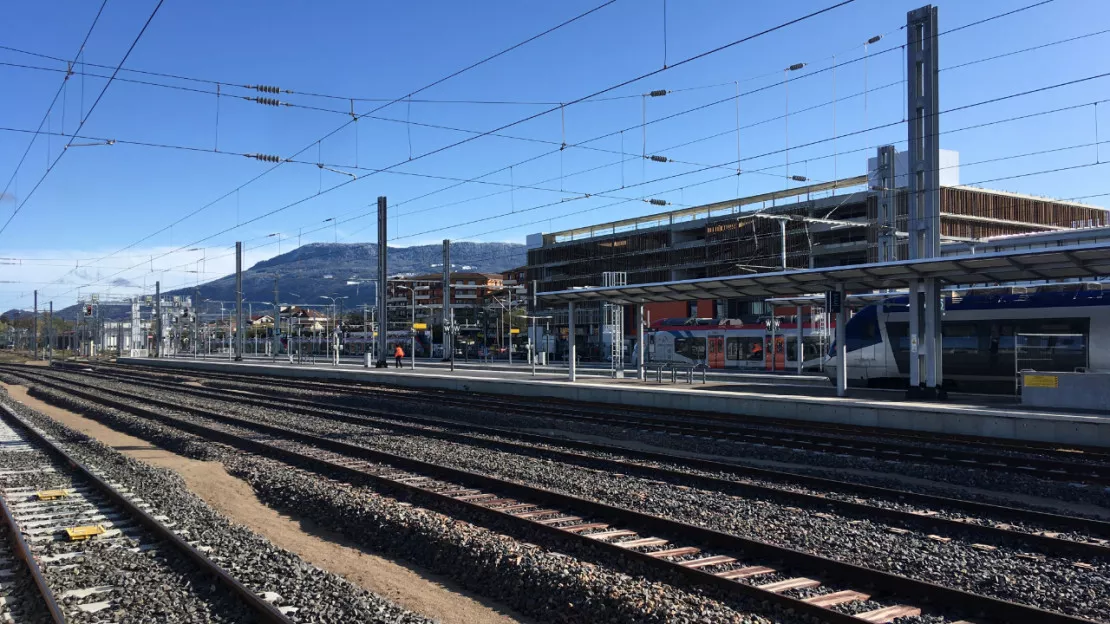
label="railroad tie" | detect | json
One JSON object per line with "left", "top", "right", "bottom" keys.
{"left": 801, "top": 590, "right": 870, "bottom": 607}
{"left": 854, "top": 605, "right": 923, "bottom": 623}
{"left": 561, "top": 523, "right": 609, "bottom": 533}
{"left": 536, "top": 515, "right": 582, "bottom": 525}
{"left": 512, "top": 509, "right": 558, "bottom": 519}
{"left": 586, "top": 529, "right": 637, "bottom": 541}
{"left": 616, "top": 537, "right": 669, "bottom": 549}
{"left": 680, "top": 555, "right": 736, "bottom": 569}
{"left": 715, "top": 565, "right": 775, "bottom": 580}
{"left": 648, "top": 546, "right": 700, "bottom": 559}
{"left": 756, "top": 577, "right": 821, "bottom": 593}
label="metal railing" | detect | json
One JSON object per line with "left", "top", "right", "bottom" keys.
{"left": 652, "top": 361, "right": 708, "bottom": 384}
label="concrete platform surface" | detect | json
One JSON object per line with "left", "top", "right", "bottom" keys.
{"left": 117, "top": 357, "right": 1110, "bottom": 448}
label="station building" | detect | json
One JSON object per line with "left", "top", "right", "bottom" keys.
{"left": 524, "top": 153, "right": 1110, "bottom": 357}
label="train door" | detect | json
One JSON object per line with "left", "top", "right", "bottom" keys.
{"left": 708, "top": 335, "right": 725, "bottom": 369}
{"left": 764, "top": 335, "right": 786, "bottom": 371}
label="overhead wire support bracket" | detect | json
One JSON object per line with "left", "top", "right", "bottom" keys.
{"left": 317, "top": 163, "right": 357, "bottom": 180}
{"left": 66, "top": 139, "right": 115, "bottom": 149}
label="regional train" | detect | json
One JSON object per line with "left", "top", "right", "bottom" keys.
{"left": 641, "top": 317, "right": 831, "bottom": 371}
{"left": 825, "top": 283, "right": 1110, "bottom": 391}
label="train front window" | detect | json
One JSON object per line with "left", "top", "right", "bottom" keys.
{"left": 844, "top": 305, "right": 882, "bottom": 353}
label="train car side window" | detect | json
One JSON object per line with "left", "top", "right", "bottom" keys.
{"left": 725, "top": 338, "right": 740, "bottom": 360}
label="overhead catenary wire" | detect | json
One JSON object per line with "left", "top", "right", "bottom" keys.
{"left": 36, "top": 0, "right": 620, "bottom": 291}
{"left": 39, "top": 0, "right": 857, "bottom": 303}
{"left": 0, "top": 0, "right": 166, "bottom": 239}
{"left": 13, "top": 0, "right": 1083, "bottom": 304}
{"left": 0, "top": 0, "right": 108, "bottom": 220}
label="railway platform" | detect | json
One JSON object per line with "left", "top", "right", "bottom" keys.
{"left": 118, "top": 357, "right": 1110, "bottom": 449}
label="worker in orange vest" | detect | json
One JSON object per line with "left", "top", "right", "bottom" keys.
{"left": 394, "top": 344, "right": 405, "bottom": 368}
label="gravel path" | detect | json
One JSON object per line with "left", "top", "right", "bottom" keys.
{"left": 21, "top": 370, "right": 1110, "bottom": 623}
{"left": 4, "top": 377, "right": 788, "bottom": 624}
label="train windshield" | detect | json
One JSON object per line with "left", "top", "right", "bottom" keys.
{"left": 827, "top": 305, "right": 882, "bottom": 357}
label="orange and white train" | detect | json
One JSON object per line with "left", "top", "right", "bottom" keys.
{"left": 640, "top": 317, "right": 831, "bottom": 371}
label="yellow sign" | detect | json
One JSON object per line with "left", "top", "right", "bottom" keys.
{"left": 65, "top": 525, "right": 106, "bottom": 541}
{"left": 412, "top": 323, "right": 428, "bottom": 330}
{"left": 1024, "top": 374, "right": 1059, "bottom": 389}
{"left": 509, "top": 328, "right": 520, "bottom": 334}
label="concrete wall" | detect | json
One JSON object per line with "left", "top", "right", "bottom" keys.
{"left": 121, "top": 358, "right": 1110, "bottom": 448}
{"left": 1022, "top": 371, "right": 1110, "bottom": 410}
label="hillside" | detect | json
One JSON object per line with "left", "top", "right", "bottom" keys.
{"left": 45, "top": 242, "right": 525, "bottom": 320}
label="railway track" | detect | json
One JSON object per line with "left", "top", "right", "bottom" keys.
{"left": 0, "top": 398, "right": 293, "bottom": 624}
{"left": 105, "top": 362, "right": 1110, "bottom": 485}
{"left": 22, "top": 364, "right": 1110, "bottom": 562}
{"left": 115, "top": 360, "right": 1110, "bottom": 461}
{"left": 6, "top": 367, "right": 1101, "bottom": 624}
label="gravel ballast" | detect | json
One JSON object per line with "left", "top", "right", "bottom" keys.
{"left": 2, "top": 376, "right": 785, "bottom": 624}
{"left": 0, "top": 385, "right": 429, "bottom": 624}
{"left": 15, "top": 369, "right": 1110, "bottom": 622}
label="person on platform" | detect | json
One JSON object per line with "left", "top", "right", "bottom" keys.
{"left": 394, "top": 344, "right": 405, "bottom": 368}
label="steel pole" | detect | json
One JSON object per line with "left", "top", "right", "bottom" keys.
{"left": 48, "top": 301, "right": 53, "bottom": 363}
{"left": 272, "top": 278, "right": 280, "bottom": 363}
{"left": 410, "top": 289, "right": 415, "bottom": 370}
{"left": 235, "top": 242, "right": 244, "bottom": 361}
{"left": 154, "top": 281, "right": 161, "bottom": 358}
{"left": 636, "top": 303, "right": 645, "bottom": 380}
{"left": 567, "top": 302, "right": 576, "bottom": 382}
{"left": 375, "top": 197, "right": 388, "bottom": 367}
{"left": 32, "top": 290, "right": 38, "bottom": 360}
{"left": 797, "top": 304, "right": 804, "bottom": 374}
{"left": 836, "top": 284, "right": 848, "bottom": 397}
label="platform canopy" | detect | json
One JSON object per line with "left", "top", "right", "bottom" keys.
{"left": 537, "top": 241, "right": 1110, "bottom": 304}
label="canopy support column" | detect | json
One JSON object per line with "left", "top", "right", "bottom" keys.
{"left": 835, "top": 284, "right": 848, "bottom": 397}
{"left": 567, "top": 302, "right": 577, "bottom": 382}
{"left": 908, "top": 279, "right": 922, "bottom": 397}
{"left": 636, "top": 303, "right": 645, "bottom": 381}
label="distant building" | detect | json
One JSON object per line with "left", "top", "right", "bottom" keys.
{"left": 525, "top": 153, "right": 1110, "bottom": 356}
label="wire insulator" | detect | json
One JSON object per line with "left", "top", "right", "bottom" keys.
{"left": 248, "top": 85, "right": 282, "bottom": 94}
{"left": 787, "top": 63, "right": 806, "bottom": 71}
{"left": 867, "top": 35, "right": 882, "bottom": 45}
{"left": 246, "top": 153, "right": 282, "bottom": 163}
{"left": 249, "top": 97, "right": 283, "bottom": 107}
{"left": 790, "top": 175, "right": 808, "bottom": 182}
{"left": 647, "top": 198, "right": 668, "bottom": 206}
{"left": 648, "top": 89, "right": 668, "bottom": 97}
{"left": 649, "top": 155, "right": 668, "bottom": 163}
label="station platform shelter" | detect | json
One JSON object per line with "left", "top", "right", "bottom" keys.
{"left": 538, "top": 241, "right": 1110, "bottom": 400}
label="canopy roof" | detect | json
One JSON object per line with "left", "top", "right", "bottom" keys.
{"left": 537, "top": 242, "right": 1110, "bottom": 305}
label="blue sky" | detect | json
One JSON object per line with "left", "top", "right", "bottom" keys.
{"left": 1, "top": 0, "right": 1108, "bottom": 311}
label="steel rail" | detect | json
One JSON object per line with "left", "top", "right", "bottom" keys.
{"left": 0, "top": 476, "right": 65, "bottom": 623}
{"left": 13, "top": 370, "right": 1099, "bottom": 624}
{"left": 31, "top": 364, "right": 1110, "bottom": 560}
{"left": 107, "top": 361, "right": 1110, "bottom": 467}
{"left": 0, "top": 399, "right": 294, "bottom": 624}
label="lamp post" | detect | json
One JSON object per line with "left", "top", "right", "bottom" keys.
{"left": 320, "top": 296, "right": 348, "bottom": 366}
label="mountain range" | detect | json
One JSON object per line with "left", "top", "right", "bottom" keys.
{"left": 13, "top": 242, "right": 525, "bottom": 321}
